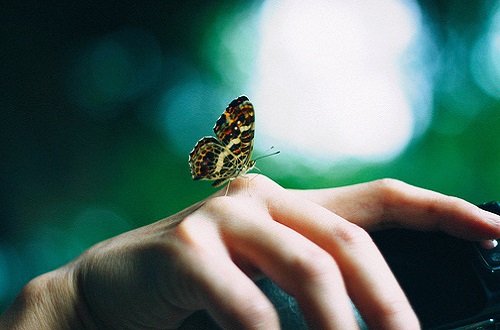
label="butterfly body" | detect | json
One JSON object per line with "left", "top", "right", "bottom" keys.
{"left": 189, "top": 95, "right": 256, "bottom": 187}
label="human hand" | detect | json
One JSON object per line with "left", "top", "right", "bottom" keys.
{"left": 3, "top": 176, "right": 500, "bottom": 329}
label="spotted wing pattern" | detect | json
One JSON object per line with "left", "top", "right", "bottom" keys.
{"left": 189, "top": 95, "right": 256, "bottom": 187}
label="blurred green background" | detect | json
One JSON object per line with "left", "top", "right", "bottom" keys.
{"left": 1, "top": 0, "right": 500, "bottom": 312}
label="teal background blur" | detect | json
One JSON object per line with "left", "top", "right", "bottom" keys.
{"left": 1, "top": 0, "right": 500, "bottom": 312}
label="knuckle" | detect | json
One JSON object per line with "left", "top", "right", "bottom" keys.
{"left": 171, "top": 217, "right": 199, "bottom": 245}
{"left": 376, "top": 297, "right": 419, "bottom": 329}
{"left": 372, "top": 178, "right": 408, "bottom": 197}
{"left": 369, "top": 178, "right": 412, "bottom": 213}
{"left": 335, "top": 222, "right": 372, "bottom": 248}
{"left": 225, "top": 174, "right": 283, "bottom": 196}
{"left": 203, "top": 195, "right": 237, "bottom": 215}
{"left": 441, "top": 195, "right": 467, "bottom": 210}
{"left": 200, "top": 196, "right": 251, "bottom": 225}
{"left": 290, "top": 248, "right": 337, "bottom": 281}
{"left": 170, "top": 214, "right": 218, "bottom": 252}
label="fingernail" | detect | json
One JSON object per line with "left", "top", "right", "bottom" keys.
{"left": 480, "top": 239, "right": 498, "bottom": 249}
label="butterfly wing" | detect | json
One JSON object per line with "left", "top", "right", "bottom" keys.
{"left": 213, "top": 95, "right": 255, "bottom": 170}
{"left": 188, "top": 95, "right": 256, "bottom": 188}
{"left": 189, "top": 137, "right": 240, "bottom": 186}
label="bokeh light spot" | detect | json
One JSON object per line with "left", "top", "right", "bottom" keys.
{"left": 471, "top": 3, "right": 500, "bottom": 99}
{"left": 249, "top": 0, "right": 430, "bottom": 163}
{"left": 66, "top": 28, "right": 162, "bottom": 118}
{"left": 202, "top": 4, "right": 261, "bottom": 89}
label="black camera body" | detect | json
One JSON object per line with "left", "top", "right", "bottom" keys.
{"left": 373, "top": 201, "right": 500, "bottom": 329}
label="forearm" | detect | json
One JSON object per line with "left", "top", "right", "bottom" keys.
{"left": 0, "top": 266, "right": 92, "bottom": 329}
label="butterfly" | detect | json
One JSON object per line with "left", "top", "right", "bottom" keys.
{"left": 189, "top": 95, "right": 256, "bottom": 187}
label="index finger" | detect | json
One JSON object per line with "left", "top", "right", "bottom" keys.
{"left": 293, "top": 179, "right": 500, "bottom": 240}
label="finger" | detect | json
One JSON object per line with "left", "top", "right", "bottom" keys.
{"left": 480, "top": 239, "right": 498, "bottom": 249}
{"left": 206, "top": 196, "right": 359, "bottom": 329}
{"left": 268, "top": 191, "right": 420, "bottom": 330}
{"left": 293, "top": 179, "right": 500, "bottom": 240}
{"left": 169, "top": 215, "right": 280, "bottom": 329}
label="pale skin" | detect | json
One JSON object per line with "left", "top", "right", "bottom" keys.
{"left": 2, "top": 175, "right": 500, "bottom": 329}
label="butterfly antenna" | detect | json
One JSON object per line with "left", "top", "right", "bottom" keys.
{"left": 254, "top": 146, "right": 280, "bottom": 161}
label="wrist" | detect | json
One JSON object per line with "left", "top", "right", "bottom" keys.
{"left": 0, "top": 265, "right": 95, "bottom": 329}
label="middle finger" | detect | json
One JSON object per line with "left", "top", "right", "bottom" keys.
{"left": 267, "top": 191, "right": 420, "bottom": 330}
{"left": 208, "top": 196, "right": 360, "bottom": 329}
